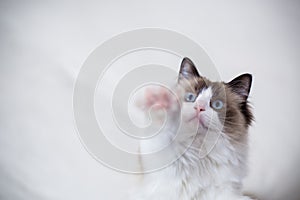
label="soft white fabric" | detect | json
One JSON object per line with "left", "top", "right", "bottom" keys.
{"left": 1, "top": 1, "right": 300, "bottom": 200}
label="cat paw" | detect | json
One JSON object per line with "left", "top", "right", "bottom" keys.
{"left": 137, "top": 85, "right": 179, "bottom": 111}
{"left": 145, "top": 86, "right": 173, "bottom": 110}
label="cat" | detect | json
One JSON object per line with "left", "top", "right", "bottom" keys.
{"left": 132, "top": 57, "right": 254, "bottom": 200}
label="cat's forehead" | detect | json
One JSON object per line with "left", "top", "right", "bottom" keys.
{"left": 197, "top": 86, "right": 213, "bottom": 100}
{"left": 183, "top": 77, "right": 226, "bottom": 96}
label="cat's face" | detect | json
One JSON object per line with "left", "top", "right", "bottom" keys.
{"left": 177, "top": 58, "right": 253, "bottom": 142}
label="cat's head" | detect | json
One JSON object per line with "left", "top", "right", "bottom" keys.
{"left": 177, "top": 57, "right": 253, "bottom": 142}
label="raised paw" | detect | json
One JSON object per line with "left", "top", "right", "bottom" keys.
{"left": 136, "top": 85, "right": 180, "bottom": 112}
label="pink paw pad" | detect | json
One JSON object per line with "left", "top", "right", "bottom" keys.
{"left": 144, "top": 86, "right": 175, "bottom": 110}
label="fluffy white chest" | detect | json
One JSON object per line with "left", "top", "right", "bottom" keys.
{"left": 132, "top": 136, "right": 249, "bottom": 200}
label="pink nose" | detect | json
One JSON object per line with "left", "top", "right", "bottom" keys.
{"left": 194, "top": 105, "right": 206, "bottom": 113}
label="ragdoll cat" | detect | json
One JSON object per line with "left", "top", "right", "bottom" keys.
{"left": 133, "top": 57, "right": 254, "bottom": 200}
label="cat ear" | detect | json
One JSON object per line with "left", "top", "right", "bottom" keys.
{"left": 179, "top": 57, "right": 200, "bottom": 80}
{"left": 227, "top": 73, "right": 252, "bottom": 100}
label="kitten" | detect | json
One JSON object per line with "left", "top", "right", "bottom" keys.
{"left": 133, "top": 57, "right": 254, "bottom": 200}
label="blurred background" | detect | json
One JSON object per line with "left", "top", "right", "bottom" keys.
{"left": 1, "top": 1, "right": 300, "bottom": 199}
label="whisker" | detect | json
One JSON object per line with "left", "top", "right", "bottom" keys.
{"left": 222, "top": 121, "right": 250, "bottom": 126}
{"left": 219, "top": 132, "right": 249, "bottom": 147}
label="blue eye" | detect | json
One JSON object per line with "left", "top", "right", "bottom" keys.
{"left": 211, "top": 100, "right": 223, "bottom": 110}
{"left": 184, "top": 93, "right": 197, "bottom": 102}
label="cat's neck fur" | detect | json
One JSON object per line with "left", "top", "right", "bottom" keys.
{"left": 135, "top": 129, "right": 249, "bottom": 200}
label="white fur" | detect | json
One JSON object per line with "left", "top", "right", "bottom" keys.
{"left": 132, "top": 87, "right": 251, "bottom": 200}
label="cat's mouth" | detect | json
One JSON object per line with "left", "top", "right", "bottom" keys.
{"left": 187, "top": 114, "right": 209, "bottom": 129}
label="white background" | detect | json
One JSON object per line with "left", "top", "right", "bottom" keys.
{"left": 1, "top": 1, "right": 300, "bottom": 200}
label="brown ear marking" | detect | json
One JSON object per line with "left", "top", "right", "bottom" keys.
{"left": 178, "top": 57, "right": 201, "bottom": 80}
{"left": 226, "top": 73, "right": 252, "bottom": 100}
{"left": 226, "top": 73, "right": 254, "bottom": 127}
